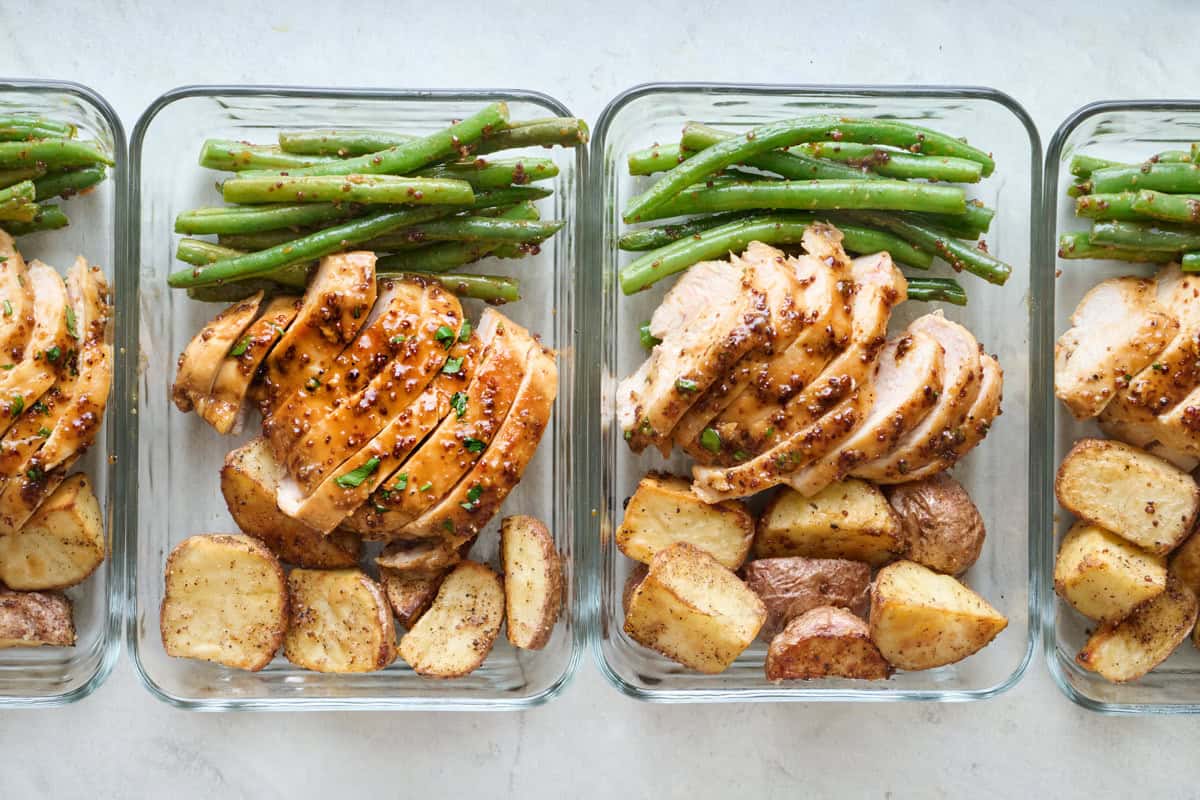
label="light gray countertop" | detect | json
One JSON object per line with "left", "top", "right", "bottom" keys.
{"left": 1, "top": 1, "right": 1195, "bottom": 796}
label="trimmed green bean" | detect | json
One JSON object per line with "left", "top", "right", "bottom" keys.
{"left": 175, "top": 202, "right": 369, "bottom": 235}
{"left": 0, "top": 166, "right": 46, "bottom": 189}
{"left": 396, "top": 272, "right": 521, "bottom": 304}
{"left": 1, "top": 205, "right": 68, "bottom": 236}
{"left": 0, "top": 116, "right": 76, "bottom": 141}
{"left": 618, "top": 213, "right": 756, "bottom": 250}
{"left": 1057, "top": 231, "right": 1176, "bottom": 262}
{"left": 1090, "top": 162, "right": 1200, "bottom": 194}
{"left": 1070, "top": 154, "right": 1121, "bottom": 178}
{"left": 1068, "top": 181, "right": 1091, "bottom": 198}
{"left": 199, "top": 139, "right": 338, "bottom": 172}
{"left": 187, "top": 279, "right": 295, "bottom": 303}
{"left": 908, "top": 201, "right": 995, "bottom": 236}
{"left": 1089, "top": 220, "right": 1200, "bottom": 251}
{"left": 1129, "top": 190, "right": 1200, "bottom": 225}
{"left": 475, "top": 117, "right": 589, "bottom": 154}
{"left": 33, "top": 166, "right": 105, "bottom": 200}
{"left": 851, "top": 212, "right": 1011, "bottom": 285}
{"left": 279, "top": 118, "right": 586, "bottom": 159}
{"left": 1074, "top": 192, "right": 1148, "bottom": 221}
{"left": 679, "top": 124, "right": 872, "bottom": 181}
{"left": 363, "top": 203, "right": 543, "bottom": 250}
{"left": 413, "top": 157, "right": 557, "bottom": 188}
{"left": 277, "top": 130, "right": 416, "bottom": 156}
{"left": 795, "top": 142, "right": 983, "bottom": 183}
{"left": 221, "top": 174, "right": 475, "bottom": 206}
{"left": 176, "top": 238, "right": 244, "bottom": 266}
{"left": 0, "top": 139, "right": 112, "bottom": 170}
{"left": 0, "top": 181, "right": 39, "bottom": 222}
{"left": 906, "top": 277, "right": 968, "bottom": 306}
{"left": 627, "top": 144, "right": 691, "bottom": 176}
{"left": 1182, "top": 253, "right": 1200, "bottom": 273}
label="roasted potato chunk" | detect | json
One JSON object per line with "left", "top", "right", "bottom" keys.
{"left": 399, "top": 561, "right": 505, "bottom": 678}
{"left": 1170, "top": 529, "right": 1200, "bottom": 597}
{"left": 1056, "top": 438, "right": 1199, "bottom": 555}
{"left": 622, "top": 563, "right": 649, "bottom": 616}
{"left": 1055, "top": 521, "right": 1166, "bottom": 622}
{"left": 765, "top": 606, "right": 892, "bottom": 681}
{"left": 884, "top": 474, "right": 985, "bottom": 575}
{"left": 869, "top": 560, "right": 1007, "bottom": 671}
{"left": 160, "top": 534, "right": 288, "bottom": 671}
{"left": 0, "top": 473, "right": 104, "bottom": 590}
{"left": 381, "top": 568, "right": 446, "bottom": 629}
{"left": 221, "top": 438, "right": 361, "bottom": 568}
{"left": 0, "top": 586, "right": 74, "bottom": 648}
{"left": 742, "top": 557, "right": 870, "bottom": 638}
{"left": 624, "top": 542, "right": 766, "bottom": 674}
{"left": 284, "top": 568, "right": 397, "bottom": 673}
{"left": 617, "top": 472, "right": 753, "bottom": 569}
{"left": 501, "top": 515, "right": 563, "bottom": 650}
{"left": 756, "top": 480, "right": 903, "bottom": 567}
{"left": 1077, "top": 575, "right": 1198, "bottom": 682}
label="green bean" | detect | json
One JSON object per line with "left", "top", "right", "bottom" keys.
{"left": 1069, "top": 154, "right": 1121, "bottom": 178}
{"left": 1074, "top": 192, "right": 1148, "bottom": 221}
{"left": 1129, "top": 190, "right": 1200, "bottom": 225}
{"left": 1057, "top": 231, "right": 1176, "bottom": 262}
{"left": 640, "top": 179, "right": 967, "bottom": 221}
{"left": 627, "top": 144, "right": 691, "bottom": 176}
{"left": 618, "top": 213, "right": 756, "bottom": 250}
{"left": 277, "top": 130, "right": 416, "bottom": 156}
{"left": 413, "top": 157, "right": 557, "bottom": 188}
{"left": 266, "top": 103, "right": 509, "bottom": 178}
{"left": 176, "top": 238, "right": 244, "bottom": 266}
{"left": 278, "top": 117, "right": 586, "bottom": 158}
{"left": 1090, "top": 162, "right": 1200, "bottom": 194}
{"left": 906, "top": 202, "right": 995, "bottom": 237}
{"left": 1089, "top": 220, "right": 1200, "bottom": 251}
{"left": 0, "top": 139, "right": 112, "bottom": 170}
{"left": 1068, "top": 181, "right": 1091, "bottom": 197}
{"left": 199, "top": 139, "right": 338, "bottom": 171}
{"left": 32, "top": 166, "right": 105, "bottom": 200}
{"left": 822, "top": 221, "right": 934, "bottom": 269}
{"left": 174, "top": 202, "right": 369, "bottom": 235}
{"left": 475, "top": 117, "right": 589, "bottom": 154}
{"left": 375, "top": 239, "right": 533, "bottom": 273}
{"left": 678, "top": 124, "right": 872, "bottom": 181}
{"left": 1182, "top": 253, "right": 1200, "bottom": 273}
{"left": 794, "top": 142, "right": 983, "bottom": 183}
{"left": 851, "top": 212, "right": 1011, "bottom": 285}
{"left": 0, "top": 116, "right": 76, "bottom": 141}
{"left": 221, "top": 174, "right": 475, "bottom": 206}
{"left": 217, "top": 229, "right": 312, "bottom": 250}
{"left": 363, "top": 202, "right": 542, "bottom": 250}
{"left": 187, "top": 279, "right": 296, "bottom": 303}
{"left": 906, "top": 277, "right": 968, "bottom": 305}
{"left": 386, "top": 272, "right": 521, "bottom": 304}
{"left": 0, "top": 166, "right": 45, "bottom": 189}
{"left": 1, "top": 205, "right": 68, "bottom": 236}
{"left": 0, "top": 181, "right": 39, "bottom": 222}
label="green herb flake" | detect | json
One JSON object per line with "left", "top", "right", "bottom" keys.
{"left": 0, "top": 364, "right": 12, "bottom": 371}
{"left": 389, "top": 334, "right": 406, "bottom": 345}
{"left": 334, "top": 456, "right": 380, "bottom": 489}
{"left": 419, "top": 481, "right": 433, "bottom": 493}
{"left": 638, "top": 322, "right": 661, "bottom": 350}
{"left": 442, "top": 519, "right": 456, "bottom": 534}
{"left": 676, "top": 378, "right": 698, "bottom": 392}
{"left": 733, "top": 449, "right": 749, "bottom": 461}
{"left": 700, "top": 427, "right": 722, "bottom": 453}
{"left": 65, "top": 306, "right": 77, "bottom": 338}
{"left": 304, "top": 376, "right": 320, "bottom": 391}
{"left": 25, "top": 466, "right": 42, "bottom": 482}
{"left": 458, "top": 320, "right": 472, "bottom": 342}
{"left": 464, "top": 437, "right": 486, "bottom": 453}
{"left": 374, "top": 503, "right": 388, "bottom": 514}
{"left": 451, "top": 391, "right": 468, "bottom": 419}
{"left": 2, "top": 300, "right": 11, "bottom": 318}
{"left": 434, "top": 325, "right": 455, "bottom": 348}
{"left": 229, "top": 336, "right": 250, "bottom": 357}
{"left": 31, "top": 401, "right": 46, "bottom": 415}
{"left": 36, "top": 426, "right": 50, "bottom": 438}
{"left": 623, "top": 429, "right": 632, "bottom": 441}
{"left": 1152, "top": 362, "right": 1168, "bottom": 373}
{"left": 394, "top": 473, "right": 408, "bottom": 491}
{"left": 44, "top": 345, "right": 61, "bottom": 363}
{"left": 441, "top": 356, "right": 464, "bottom": 374}
{"left": 466, "top": 484, "right": 482, "bottom": 503}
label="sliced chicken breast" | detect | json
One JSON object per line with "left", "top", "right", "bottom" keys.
{"left": 0, "top": 231, "right": 36, "bottom": 365}
{"left": 403, "top": 341, "right": 557, "bottom": 543}
{"left": 172, "top": 292, "right": 263, "bottom": 413}
{"left": 852, "top": 312, "right": 982, "bottom": 482}
{"left": 1055, "top": 276, "right": 1177, "bottom": 419}
{"left": 782, "top": 330, "right": 945, "bottom": 497}
{"left": 1100, "top": 377, "right": 1200, "bottom": 464}
{"left": 0, "top": 261, "right": 72, "bottom": 435}
{"left": 194, "top": 295, "right": 300, "bottom": 435}
{"left": 285, "top": 278, "right": 463, "bottom": 495}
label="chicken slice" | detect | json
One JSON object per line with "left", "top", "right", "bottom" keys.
{"left": 0, "top": 262, "right": 72, "bottom": 437}
{"left": 0, "top": 231, "right": 36, "bottom": 365}
{"left": 1055, "top": 276, "right": 1177, "bottom": 419}
{"left": 171, "top": 292, "right": 263, "bottom": 413}
{"left": 618, "top": 257, "right": 771, "bottom": 456}
{"left": 852, "top": 312, "right": 982, "bottom": 482}
{"left": 194, "top": 295, "right": 300, "bottom": 435}
{"left": 1100, "top": 377, "right": 1200, "bottom": 465}
{"left": 259, "top": 251, "right": 377, "bottom": 443}
{"left": 403, "top": 341, "right": 557, "bottom": 543}
{"left": 284, "top": 277, "right": 463, "bottom": 495}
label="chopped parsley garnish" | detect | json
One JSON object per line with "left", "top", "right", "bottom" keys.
{"left": 393, "top": 473, "right": 408, "bottom": 491}
{"left": 764, "top": 426, "right": 775, "bottom": 439}
{"left": 700, "top": 427, "right": 722, "bottom": 453}
{"left": 374, "top": 503, "right": 388, "bottom": 513}
{"left": 451, "top": 391, "right": 468, "bottom": 419}
{"left": 389, "top": 334, "right": 406, "bottom": 345}
{"left": 31, "top": 401, "right": 46, "bottom": 415}
{"left": 676, "top": 378, "right": 698, "bottom": 392}
{"left": 419, "top": 481, "right": 433, "bottom": 492}
{"left": 464, "top": 437, "right": 486, "bottom": 453}
{"left": 467, "top": 484, "right": 482, "bottom": 503}
{"left": 229, "top": 337, "right": 250, "bottom": 357}
{"left": 36, "top": 426, "right": 50, "bottom": 438}
{"left": 1152, "top": 362, "right": 1167, "bottom": 373}
{"left": 65, "top": 306, "right": 77, "bottom": 338}
{"left": 442, "top": 519, "right": 455, "bottom": 534}
{"left": 25, "top": 466, "right": 42, "bottom": 481}
{"left": 2, "top": 300, "right": 11, "bottom": 317}
{"left": 334, "top": 457, "right": 380, "bottom": 489}
{"left": 435, "top": 325, "right": 455, "bottom": 348}
{"left": 0, "top": 364, "right": 12, "bottom": 371}
{"left": 458, "top": 320, "right": 472, "bottom": 342}
{"left": 304, "top": 376, "right": 320, "bottom": 391}
{"left": 733, "top": 449, "right": 749, "bottom": 461}
{"left": 638, "top": 322, "right": 661, "bottom": 350}
{"left": 441, "top": 356, "right": 464, "bottom": 374}
{"left": 623, "top": 429, "right": 632, "bottom": 441}
{"left": 44, "top": 346, "right": 61, "bottom": 362}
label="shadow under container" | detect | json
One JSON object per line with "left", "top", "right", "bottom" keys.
{"left": 586, "top": 83, "right": 1044, "bottom": 702}
{"left": 129, "top": 86, "right": 583, "bottom": 710}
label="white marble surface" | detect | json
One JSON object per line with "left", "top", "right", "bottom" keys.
{"left": 2, "top": 1, "right": 1198, "bottom": 797}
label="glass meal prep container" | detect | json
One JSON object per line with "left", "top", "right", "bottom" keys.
{"left": 0, "top": 79, "right": 129, "bottom": 708}
{"left": 585, "top": 83, "right": 1043, "bottom": 702}
{"left": 1044, "top": 100, "right": 1200, "bottom": 714}
{"left": 129, "top": 86, "right": 583, "bottom": 710}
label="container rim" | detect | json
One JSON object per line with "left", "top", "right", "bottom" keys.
{"left": 1042, "top": 98, "right": 1200, "bottom": 714}
{"left": 0, "top": 76, "right": 130, "bottom": 708}
{"left": 127, "top": 83, "right": 584, "bottom": 711}
{"left": 588, "top": 81, "right": 1044, "bottom": 702}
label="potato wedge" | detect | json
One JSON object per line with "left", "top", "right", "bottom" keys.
{"left": 617, "top": 472, "right": 753, "bottom": 569}
{"left": 0, "top": 586, "right": 74, "bottom": 648}
{"left": 0, "top": 473, "right": 104, "bottom": 590}
{"left": 756, "top": 480, "right": 903, "bottom": 567}
{"left": 375, "top": 537, "right": 462, "bottom": 574}
{"left": 501, "top": 515, "right": 563, "bottom": 650}
{"left": 1170, "top": 529, "right": 1200, "bottom": 597}
{"left": 284, "top": 568, "right": 396, "bottom": 673}
{"left": 1055, "top": 521, "right": 1166, "bottom": 622}
{"left": 869, "top": 560, "right": 1007, "bottom": 671}
{"left": 160, "top": 534, "right": 288, "bottom": 671}
{"left": 624, "top": 542, "right": 766, "bottom": 674}
{"left": 884, "top": 474, "right": 985, "bottom": 575}
{"left": 765, "top": 606, "right": 892, "bottom": 681}
{"left": 381, "top": 567, "right": 446, "bottom": 629}
{"left": 221, "top": 438, "right": 361, "bottom": 568}
{"left": 1077, "top": 575, "right": 1198, "bottom": 682}
{"left": 743, "top": 557, "right": 870, "bottom": 638}
{"left": 399, "top": 561, "right": 505, "bottom": 678}
{"left": 1056, "top": 438, "right": 1199, "bottom": 555}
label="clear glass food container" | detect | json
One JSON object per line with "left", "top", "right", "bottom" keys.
{"left": 129, "top": 86, "right": 583, "bottom": 710}
{"left": 586, "top": 83, "right": 1043, "bottom": 702}
{"left": 1045, "top": 100, "right": 1200, "bottom": 714}
{"left": 0, "top": 79, "right": 129, "bottom": 707}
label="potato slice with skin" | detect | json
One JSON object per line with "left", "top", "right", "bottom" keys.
{"left": 742, "top": 557, "right": 870, "bottom": 638}
{"left": 220, "top": 437, "right": 361, "bottom": 569}
{"left": 0, "top": 585, "right": 74, "bottom": 648}
{"left": 755, "top": 480, "right": 903, "bottom": 567}
{"left": 1169, "top": 529, "right": 1200, "bottom": 597}
{"left": 1055, "top": 521, "right": 1166, "bottom": 622}
{"left": 869, "top": 560, "right": 1007, "bottom": 671}
{"left": 284, "top": 568, "right": 396, "bottom": 674}
{"left": 501, "top": 515, "right": 563, "bottom": 650}
{"left": 382, "top": 567, "right": 447, "bottom": 629}
{"left": 160, "top": 534, "right": 288, "bottom": 671}
{"left": 766, "top": 606, "right": 892, "bottom": 681}
{"left": 1056, "top": 438, "right": 1199, "bottom": 555}
{"left": 624, "top": 542, "right": 766, "bottom": 674}
{"left": 399, "top": 561, "right": 505, "bottom": 678}
{"left": 0, "top": 473, "right": 104, "bottom": 590}
{"left": 884, "top": 474, "right": 986, "bottom": 575}
{"left": 1077, "top": 575, "right": 1198, "bottom": 682}
{"left": 617, "top": 472, "right": 753, "bottom": 570}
